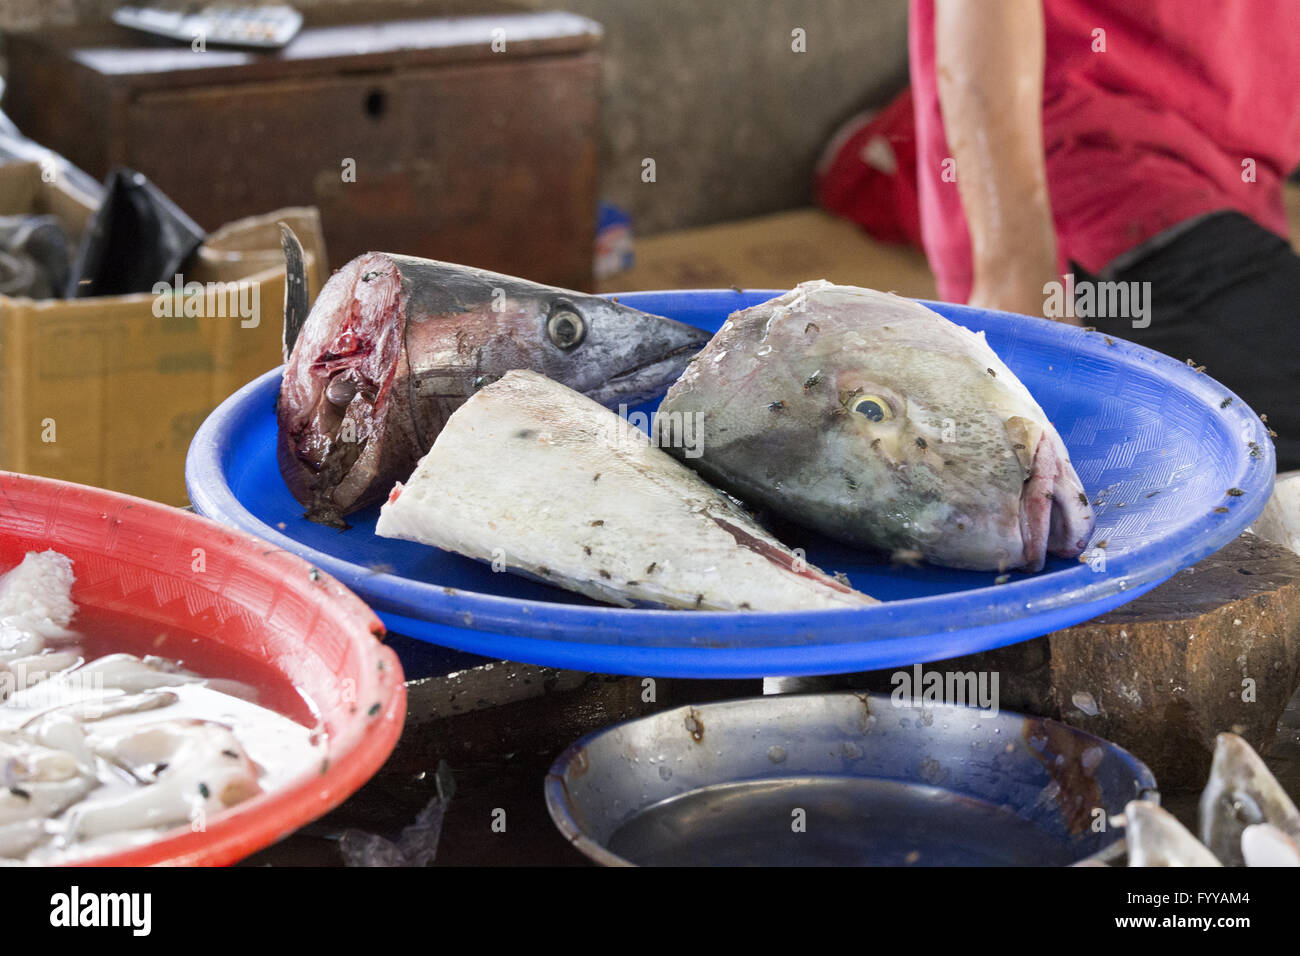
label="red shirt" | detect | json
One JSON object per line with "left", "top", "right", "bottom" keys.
{"left": 911, "top": 0, "right": 1300, "bottom": 302}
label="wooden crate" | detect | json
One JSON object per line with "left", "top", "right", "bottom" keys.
{"left": 3, "top": 8, "right": 602, "bottom": 290}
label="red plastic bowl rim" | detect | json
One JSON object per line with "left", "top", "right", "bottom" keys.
{"left": 0, "top": 471, "right": 406, "bottom": 867}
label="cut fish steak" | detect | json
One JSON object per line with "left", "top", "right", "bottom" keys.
{"left": 376, "top": 369, "right": 877, "bottom": 611}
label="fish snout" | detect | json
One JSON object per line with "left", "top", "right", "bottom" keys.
{"left": 1015, "top": 427, "right": 1055, "bottom": 572}
{"left": 584, "top": 310, "right": 712, "bottom": 406}
{"left": 1007, "top": 416, "right": 1093, "bottom": 571}
{"left": 1003, "top": 416, "right": 1041, "bottom": 481}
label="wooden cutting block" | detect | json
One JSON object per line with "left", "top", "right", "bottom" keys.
{"left": 959, "top": 533, "right": 1300, "bottom": 788}
{"left": 776, "top": 532, "right": 1300, "bottom": 791}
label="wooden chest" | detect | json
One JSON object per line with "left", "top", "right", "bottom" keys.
{"left": 4, "top": 8, "right": 602, "bottom": 290}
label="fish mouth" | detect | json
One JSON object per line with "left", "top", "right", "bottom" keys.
{"left": 1017, "top": 429, "right": 1093, "bottom": 572}
{"left": 584, "top": 336, "right": 710, "bottom": 407}
{"left": 280, "top": 385, "right": 388, "bottom": 527}
{"left": 1018, "top": 432, "right": 1056, "bottom": 572}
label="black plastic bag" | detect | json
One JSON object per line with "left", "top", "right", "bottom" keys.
{"left": 70, "top": 167, "right": 205, "bottom": 298}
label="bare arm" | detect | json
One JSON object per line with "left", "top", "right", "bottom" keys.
{"left": 935, "top": 0, "right": 1066, "bottom": 320}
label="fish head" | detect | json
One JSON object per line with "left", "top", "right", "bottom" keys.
{"left": 278, "top": 254, "right": 710, "bottom": 523}
{"left": 277, "top": 253, "right": 408, "bottom": 524}
{"left": 1199, "top": 732, "right": 1300, "bottom": 867}
{"left": 656, "top": 281, "right": 1094, "bottom": 571}
{"left": 435, "top": 279, "right": 713, "bottom": 409}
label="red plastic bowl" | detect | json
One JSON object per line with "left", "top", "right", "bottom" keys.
{"left": 0, "top": 471, "right": 405, "bottom": 866}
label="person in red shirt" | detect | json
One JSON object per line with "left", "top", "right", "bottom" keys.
{"left": 911, "top": 0, "right": 1300, "bottom": 469}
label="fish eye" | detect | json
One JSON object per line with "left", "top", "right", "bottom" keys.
{"left": 547, "top": 308, "right": 586, "bottom": 350}
{"left": 848, "top": 394, "right": 892, "bottom": 422}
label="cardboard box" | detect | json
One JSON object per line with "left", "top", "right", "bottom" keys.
{"left": 0, "top": 162, "right": 327, "bottom": 505}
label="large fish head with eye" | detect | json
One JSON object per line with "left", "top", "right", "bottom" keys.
{"left": 278, "top": 246, "right": 710, "bottom": 524}
{"left": 390, "top": 260, "right": 713, "bottom": 408}
{"left": 655, "top": 281, "right": 1094, "bottom": 572}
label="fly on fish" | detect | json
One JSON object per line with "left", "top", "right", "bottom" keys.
{"left": 276, "top": 226, "right": 711, "bottom": 527}
{"left": 655, "top": 281, "right": 1095, "bottom": 572}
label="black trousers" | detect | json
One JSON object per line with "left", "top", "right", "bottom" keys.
{"left": 1076, "top": 212, "right": 1300, "bottom": 472}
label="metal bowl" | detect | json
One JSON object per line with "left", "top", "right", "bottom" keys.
{"left": 545, "top": 692, "right": 1156, "bottom": 866}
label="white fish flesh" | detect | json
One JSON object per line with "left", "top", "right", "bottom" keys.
{"left": 376, "top": 369, "right": 876, "bottom": 611}
{"left": 1123, "top": 800, "right": 1222, "bottom": 867}
{"left": 0, "top": 550, "right": 324, "bottom": 864}
{"left": 1124, "top": 734, "right": 1300, "bottom": 866}
{"left": 66, "top": 720, "right": 260, "bottom": 840}
{"left": 1241, "top": 823, "right": 1300, "bottom": 866}
{"left": 0, "top": 550, "right": 77, "bottom": 662}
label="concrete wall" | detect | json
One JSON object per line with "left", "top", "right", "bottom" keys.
{"left": 1, "top": 0, "right": 910, "bottom": 233}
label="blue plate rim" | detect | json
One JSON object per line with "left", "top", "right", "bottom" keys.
{"left": 186, "top": 292, "right": 1275, "bottom": 655}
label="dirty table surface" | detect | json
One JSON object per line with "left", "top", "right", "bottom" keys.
{"left": 240, "top": 632, "right": 1300, "bottom": 867}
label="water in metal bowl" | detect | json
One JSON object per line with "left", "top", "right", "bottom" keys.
{"left": 546, "top": 692, "right": 1156, "bottom": 866}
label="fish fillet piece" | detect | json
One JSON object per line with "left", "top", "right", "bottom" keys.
{"left": 376, "top": 370, "right": 877, "bottom": 611}
{"left": 0, "top": 819, "right": 47, "bottom": 859}
{"left": 1241, "top": 823, "right": 1300, "bottom": 866}
{"left": 0, "top": 730, "right": 97, "bottom": 828}
{"left": 67, "top": 720, "right": 260, "bottom": 839}
{"left": 0, "top": 550, "right": 76, "bottom": 662}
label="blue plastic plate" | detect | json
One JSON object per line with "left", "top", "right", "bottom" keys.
{"left": 186, "top": 291, "right": 1274, "bottom": 678}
